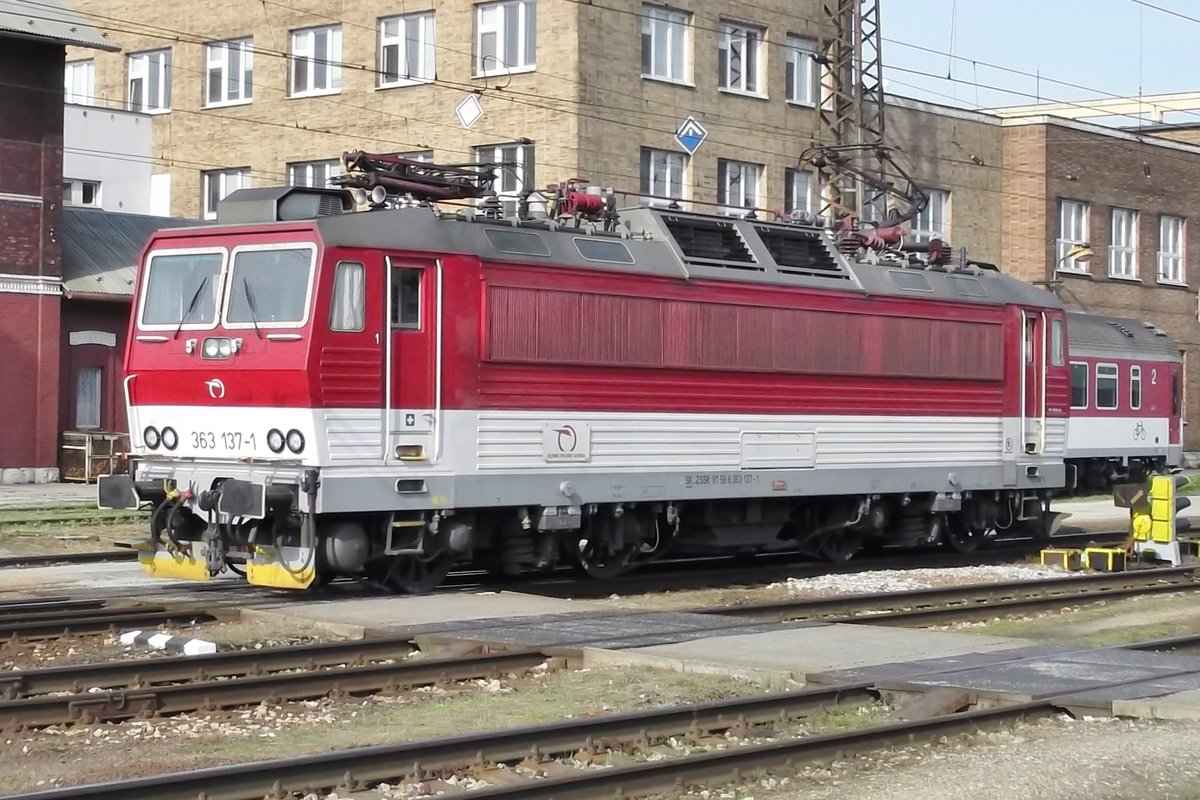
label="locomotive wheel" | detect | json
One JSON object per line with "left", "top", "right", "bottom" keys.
{"left": 819, "top": 530, "right": 864, "bottom": 563}
{"left": 945, "top": 519, "right": 987, "bottom": 554}
{"left": 379, "top": 551, "right": 454, "bottom": 594}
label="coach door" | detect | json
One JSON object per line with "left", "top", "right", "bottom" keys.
{"left": 1170, "top": 362, "right": 1183, "bottom": 446}
{"left": 1021, "top": 310, "right": 1047, "bottom": 455}
{"left": 385, "top": 257, "right": 440, "bottom": 463}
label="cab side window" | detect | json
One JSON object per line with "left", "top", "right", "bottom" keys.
{"left": 1070, "top": 363, "right": 1088, "bottom": 409}
{"left": 329, "top": 261, "right": 365, "bottom": 332}
{"left": 390, "top": 266, "right": 421, "bottom": 330}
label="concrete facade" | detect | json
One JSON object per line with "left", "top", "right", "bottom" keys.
{"left": 63, "top": 104, "right": 162, "bottom": 214}
{"left": 65, "top": 0, "right": 833, "bottom": 219}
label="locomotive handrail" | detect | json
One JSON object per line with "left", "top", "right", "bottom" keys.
{"left": 123, "top": 374, "right": 139, "bottom": 449}
{"left": 1039, "top": 311, "right": 1048, "bottom": 455}
{"left": 434, "top": 260, "right": 444, "bottom": 463}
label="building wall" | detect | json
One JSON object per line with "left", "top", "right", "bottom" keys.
{"left": 1016, "top": 121, "right": 1200, "bottom": 448}
{"left": 67, "top": 0, "right": 832, "bottom": 218}
{"left": 0, "top": 38, "right": 66, "bottom": 480}
{"left": 63, "top": 104, "right": 158, "bottom": 214}
{"left": 1000, "top": 124, "right": 1049, "bottom": 284}
{"left": 886, "top": 98, "right": 1003, "bottom": 265}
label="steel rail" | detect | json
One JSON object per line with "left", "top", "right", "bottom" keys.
{"left": 0, "top": 551, "right": 136, "bottom": 569}
{"left": 3, "top": 682, "right": 879, "bottom": 800}
{"left": 0, "top": 599, "right": 106, "bottom": 617}
{"left": 0, "top": 633, "right": 421, "bottom": 699}
{"left": 0, "top": 650, "right": 549, "bottom": 729}
{"left": 695, "top": 565, "right": 1200, "bottom": 622}
{"left": 0, "top": 608, "right": 218, "bottom": 640}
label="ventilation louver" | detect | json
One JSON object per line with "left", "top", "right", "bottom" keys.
{"left": 752, "top": 226, "right": 848, "bottom": 279}
{"left": 662, "top": 215, "right": 760, "bottom": 271}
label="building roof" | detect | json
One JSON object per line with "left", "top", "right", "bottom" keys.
{"left": 0, "top": 0, "right": 117, "bottom": 50}
{"left": 61, "top": 208, "right": 204, "bottom": 298}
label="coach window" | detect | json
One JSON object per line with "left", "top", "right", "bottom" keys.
{"left": 1070, "top": 363, "right": 1089, "bottom": 409}
{"left": 1130, "top": 365, "right": 1142, "bottom": 410}
{"left": 329, "top": 261, "right": 365, "bottom": 332}
{"left": 390, "top": 266, "right": 421, "bottom": 329}
{"left": 1050, "top": 318, "right": 1065, "bottom": 366}
{"left": 1096, "top": 363, "right": 1119, "bottom": 410}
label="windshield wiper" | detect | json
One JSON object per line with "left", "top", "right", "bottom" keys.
{"left": 242, "top": 277, "right": 264, "bottom": 339}
{"left": 173, "top": 274, "right": 211, "bottom": 340}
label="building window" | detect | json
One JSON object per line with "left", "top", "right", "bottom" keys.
{"left": 75, "top": 367, "right": 102, "bottom": 430}
{"left": 63, "top": 179, "right": 101, "bottom": 208}
{"left": 641, "top": 5, "right": 688, "bottom": 83}
{"left": 64, "top": 59, "right": 94, "bottom": 105}
{"left": 476, "top": 0, "right": 536, "bottom": 75}
{"left": 639, "top": 148, "right": 686, "bottom": 206}
{"left": 201, "top": 168, "right": 251, "bottom": 220}
{"left": 330, "top": 262, "right": 365, "bottom": 332}
{"left": 1158, "top": 215, "right": 1185, "bottom": 285}
{"left": 1131, "top": 365, "right": 1143, "bottom": 410}
{"left": 912, "top": 189, "right": 949, "bottom": 242}
{"left": 128, "top": 49, "right": 171, "bottom": 112}
{"left": 784, "top": 168, "right": 813, "bottom": 217}
{"left": 718, "top": 22, "right": 764, "bottom": 95}
{"left": 1070, "top": 363, "right": 1088, "bottom": 409}
{"left": 475, "top": 142, "right": 534, "bottom": 216}
{"left": 1057, "top": 199, "right": 1090, "bottom": 273}
{"left": 717, "top": 159, "right": 762, "bottom": 216}
{"left": 395, "top": 150, "right": 434, "bottom": 162}
{"left": 291, "top": 26, "right": 342, "bottom": 97}
{"left": 288, "top": 160, "right": 340, "bottom": 188}
{"left": 1096, "top": 363, "right": 1119, "bottom": 409}
{"left": 206, "top": 39, "right": 253, "bottom": 107}
{"left": 1109, "top": 207, "right": 1138, "bottom": 279}
{"left": 380, "top": 12, "right": 435, "bottom": 86}
{"left": 785, "top": 35, "right": 817, "bottom": 105}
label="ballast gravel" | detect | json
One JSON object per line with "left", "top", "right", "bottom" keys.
{"left": 767, "top": 564, "right": 1063, "bottom": 595}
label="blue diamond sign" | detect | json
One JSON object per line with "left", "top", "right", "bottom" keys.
{"left": 675, "top": 116, "right": 708, "bottom": 155}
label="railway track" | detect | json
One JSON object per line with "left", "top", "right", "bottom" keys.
{"left": 15, "top": 632, "right": 1200, "bottom": 800}
{"left": 0, "top": 550, "right": 137, "bottom": 569}
{"left": 0, "top": 601, "right": 218, "bottom": 640}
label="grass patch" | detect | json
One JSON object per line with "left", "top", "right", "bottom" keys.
{"left": 953, "top": 591, "right": 1200, "bottom": 647}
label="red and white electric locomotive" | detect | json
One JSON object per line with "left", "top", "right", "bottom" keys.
{"left": 98, "top": 152, "right": 1180, "bottom": 591}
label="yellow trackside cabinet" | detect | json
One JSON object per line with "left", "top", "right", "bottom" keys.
{"left": 1132, "top": 473, "right": 1191, "bottom": 565}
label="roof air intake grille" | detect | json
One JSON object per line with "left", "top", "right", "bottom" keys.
{"left": 662, "top": 215, "right": 760, "bottom": 270}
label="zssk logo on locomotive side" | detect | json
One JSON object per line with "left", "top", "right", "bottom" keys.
{"left": 205, "top": 378, "right": 226, "bottom": 399}
{"left": 542, "top": 422, "right": 591, "bottom": 463}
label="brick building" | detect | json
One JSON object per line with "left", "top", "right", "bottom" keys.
{"left": 0, "top": 0, "right": 115, "bottom": 483}
{"left": 65, "top": 0, "right": 832, "bottom": 220}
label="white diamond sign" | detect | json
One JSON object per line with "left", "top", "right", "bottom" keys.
{"left": 456, "top": 94, "right": 483, "bottom": 129}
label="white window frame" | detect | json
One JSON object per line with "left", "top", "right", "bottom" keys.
{"left": 205, "top": 39, "right": 253, "bottom": 107}
{"left": 291, "top": 25, "right": 343, "bottom": 98}
{"left": 1095, "top": 362, "right": 1119, "bottom": 410}
{"left": 1109, "top": 207, "right": 1139, "bottom": 280}
{"left": 476, "top": 0, "right": 537, "bottom": 76}
{"left": 63, "top": 178, "right": 102, "bottom": 208}
{"left": 1057, "top": 199, "right": 1090, "bottom": 273}
{"left": 201, "top": 168, "right": 251, "bottom": 220}
{"left": 1070, "top": 362, "right": 1089, "bottom": 410}
{"left": 394, "top": 150, "right": 434, "bottom": 162}
{"left": 64, "top": 59, "right": 94, "bottom": 105}
{"left": 640, "top": 148, "right": 687, "bottom": 207}
{"left": 475, "top": 142, "right": 534, "bottom": 216}
{"left": 641, "top": 5, "right": 689, "bottom": 84}
{"left": 1131, "top": 365, "right": 1143, "bottom": 411}
{"left": 717, "top": 159, "right": 763, "bottom": 217}
{"left": 784, "top": 168, "right": 813, "bottom": 217}
{"left": 1158, "top": 214, "right": 1185, "bottom": 285}
{"left": 379, "top": 12, "right": 436, "bottom": 87}
{"left": 287, "top": 159, "right": 340, "bottom": 188}
{"left": 718, "top": 21, "right": 765, "bottom": 96}
{"left": 912, "top": 189, "right": 949, "bottom": 243}
{"left": 128, "top": 49, "right": 171, "bottom": 113}
{"left": 785, "top": 35, "right": 817, "bottom": 106}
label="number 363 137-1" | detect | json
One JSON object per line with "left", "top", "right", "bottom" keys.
{"left": 190, "top": 431, "right": 258, "bottom": 450}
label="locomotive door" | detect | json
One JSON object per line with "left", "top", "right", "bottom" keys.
{"left": 1170, "top": 362, "right": 1183, "bottom": 446}
{"left": 385, "top": 257, "right": 440, "bottom": 463}
{"left": 1021, "top": 310, "right": 1047, "bottom": 455}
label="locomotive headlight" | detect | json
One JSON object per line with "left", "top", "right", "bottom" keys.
{"left": 143, "top": 426, "right": 160, "bottom": 449}
{"left": 161, "top": 427, "right": 179, "bottom": 451}
{"left": 267, "top": 428, "right": 285, "bottom": 453}
{"left": 285, "top": 429, "right": 306, "bottom": 454}
{"left": 202, "top": 337, "right": 234, "bottom": 360}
